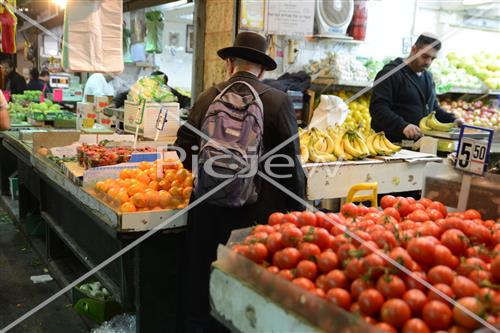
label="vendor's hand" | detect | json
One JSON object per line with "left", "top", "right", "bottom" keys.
{"left": 403, "top": 124, "right": 422, "bottom": 140}
{"left": 454, "top": 118, "right": 464, "bottom": 127}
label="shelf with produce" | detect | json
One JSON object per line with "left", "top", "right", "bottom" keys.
{"left": 437, "top": 87, "right": 488, "bottom": 95}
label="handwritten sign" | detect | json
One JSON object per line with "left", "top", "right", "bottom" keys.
{"left": 267, "top": 1, "right": 314, "bottom": 36}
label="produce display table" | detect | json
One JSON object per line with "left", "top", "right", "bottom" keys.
{"left": 304, "top": 150, "right": 442, "bottom": 200}
{"left": 0, "top": 131, "right": 187, "bottom": 332}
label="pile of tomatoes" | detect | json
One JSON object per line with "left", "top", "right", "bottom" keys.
{"left": 232, "top": 196, "right": 500, "bottom": 333}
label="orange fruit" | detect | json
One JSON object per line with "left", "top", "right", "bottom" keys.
{"left": 120, "top": 202, "right": 137, "bottom": 212}
{"left": 148, "top": 180, "right": 159, "bottom": 191}
{"left": 175, "top": 168, "right": 188, "bottom": 182}
{"left": 132, "top": 192, "right": 146, "bottom": 208}
{"left": 120, "top": 169, "right": 132, "bottom": 179}
{"left": 169, "top": 186, "right": 183, "bottom": 199}
{"left": 127, "top": 183, "right": 143, "bottom": 197}
{"left": 106, "top": 187, "right": 120, "bottom": 202}
{"left": 145, "top": 191, "right": 160, "bottom": 208}
{"left": 136, "top": 171, "right": 150, "bottom": 184}
{"left": 138, "top": 161, "right": 151, "bottom": 171}
{"left": 170, "top": 197, "right": 181, "bottom": 209}
{"left": 182, "top": 186, "right": 192, "bottom": 199}
{"left": 163, "top": 170, "right": 176, "bottom": 183}
{"left": 158, "top": 179, "right": 171, "bottom": 191}
{"left": 183, "top": 175, "right": 193, "bottom": 187}
{"left": 158, "top": 190, "right": 172, "bottom": 208}
{"left": 113, "top": 190, "right": 129, "bottom": 206}
{"left": 95, "top": 181, "right": 106, "bottom": 192}
{"left": 171, "top": 180, "right": 182, "bottom": 188}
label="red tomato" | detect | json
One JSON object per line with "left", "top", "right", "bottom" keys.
{"left": 429, "top": 201, "right": 447, "bottom": 217}
{"left": 281, "top": 226, "right": 303, "bottom": 247}
{"left": 394, "top": 198, "right": 412, "bottom": 217}
{"left": 325, "top": 269, "right": 348, "bottom": 290}
{"left": 309, "top": 228, "right": 332, "bottom": 250}
{"left": 427, "top": 283, "right": 455, "bottom": 304}
{"left": 272, "top": 247, "right": 301, "bottom": 269}
{"left": 350, "top": 302, "right": 360, "bottom": 313}
{"left": 364, "top": 211, "right": 384, "bottom": 223}
{"left": 331, "top": 234, "right": 351, "bottom": 252}
{"left": 311, "top": 288, "right": 325, "bottom": 298}
{"left": 466, "top": 224, "right": 491, "bottom": 246}
{"left": 380, "top": 299, "right": 412, "bottom": 329}
{"left": 407, "top": 197, "right": 417, "bottom": 204}
{"left": 246, "top": 243, "right": 268, "bottom": 263}
{"left": 402, "top": 318, "right": 431, "bottom": 333}
{"left": 428, "top": 265, "right": 456, "bottom": 285}
{"left": 377, "top": 274, "right": 406, "bottom": 299}
{"left": 232, "top": 244, "right": 249, "bottom": 256}
{"left": 452, "top": 297, "right": 484, "bottom": 330}
{"left": 325, "top": 288, "right": 351, "bottom": 310}
{"left": 491, "top": 256, "right": 500, "bottom": 281}
{"left": 317, "top": 251, "right": 338, "bottom": 273}
{"left": 389, "top": 247, "right": 413, "bottom": 271}
{"left": 372, "top": 230, "right": 397, "bottom": 250}
{"left": 403, "top": 289, "right": 427, "bottom": 316}
{"left": 266, "top": 232, "right": 284, "bottom": 255}
{"left": 417, "top": 221, "right": 442, "bottom": 238}
{"left": 350, "top": 278, "right": 374, "bottom": 300}
{"left": 268, "top": 212, "right": 284, "bottom": 225}
{"left": 407, "top": 237, "right": 435, "bottom": 266}
{"left": 469, "top": 269, "right": 491, "bottom": 285}
{"left": 409, "top": 203, "right": 426, "bottom": 213}
{"left": 297, "top": 211, "right": 317, "bottom": 227}
{"left": 337, "top": 243, "right": 356, "bottom": 264}
{"left": 493, "top": 230, "right": 500, "bottom": 246}
{"left": 405, "top": 271, "right": 428, "bottom": 292}
{"left": 358, "top": 240, "right": 379, "bottom": 257}
{"left": 381, "top": 195, "right": 397, "bottom": 209}
{"left": 298, "top": 242, "right": 321, "bottom": 260}
{"left": 441, "top": 229, "right": 469, "bottom": 256}
{"left": 278, "top": 269, "right": 294, "bottom": 281}
{"left": 296, "top": 260, "right": 318, "bottom": 280}
{"left": 383, "top": 207, "right": 401, "bottom": 221}
{"left": 362, "top": 253, "right": 386, "bottom": 279}
{"left": 451, "top": 276, "right": 479, "bottom": 299}
{"left": 464, "top": 209, "right": 481, "bottom": 220}
{"left": 356, "top": 204, "right": 369, "bottom": 216}
{"left": 433, "top": 244, "right": 458, "bottom": 269}
{"left": 345, "top": 258, "right": 364, "bottom": 280}
{"left": 363, "top": 316, "right": 377, "bottom": 325}
{"left": 477, "top": 287, "right": 496, "bottom": 304}
{"left": 418, "top": 198, "right": 433, "bottom": 208}
{"left": 375, "top": 322, "right": 398, "bottom": 333}
{"left": 457, "top": 257, "right": 488, "bottom": 277}
{"left": 358, "top": 288, "right": 384, "bottom": 316}
{"left": 341, "top": 203, "right": 359, "bottom": 218}
{"left": 292, "top": 277, "right": 315, "bottom": 290}
{"left": 253, "top": 224, "right": 275, "bottom": 235}
{"left": 266, "top": 266, "right": 279, "bottom": 274}
{"left": 282, "top": 213, "right": 300, "bottom": 227}
{"left": 315, "top": 211, "right": 330, "bottom": 230}
{"left": 406, "top": 210, "right": 430, "bottom": 223}
{"left": 425, "top": 208, "right": 444, "bottom": 222}
{"left": 422, "top": 300, "right": 452, "bottom": 330}
{"left": 315, "top": 274, "right": 328, "bottom": 291}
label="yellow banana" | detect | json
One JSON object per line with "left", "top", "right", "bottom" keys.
{"left": 379, "top": 133, "right": 401, "bottom": 153}
{"left": 317, "top": 129, "right": 335, "bottom": 154}
{"left": 366, "top": 134, "right": 378, "bottom": 156}
{"left": 373, "top": 134, "right": 391, "bottom": 156}
{"left": 427, "top": 112, "right": 454, "bottom": 132}
{"left": 300, "top": 143, "right": 309, "bottom": 164}
{"left": 333, "top": 129, "right": 346, "bottom": 159}
{"left": 308, "top": 141, "right": 337, "bottom": 163}
{"left": 326, "top": 126, "right": 338, "bottom": 143}
{"left": 354, "top": 135, "right": 370, "bottom": 156}
{"left": 419, "top": 115, "right": 432, "bottom": 132}
{"left": 342, "top": 132, "right": 363, "bottom": 158}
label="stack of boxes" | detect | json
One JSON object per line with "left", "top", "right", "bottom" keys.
{"left": 77, "top": 96, "right": 115, "bottom": 130}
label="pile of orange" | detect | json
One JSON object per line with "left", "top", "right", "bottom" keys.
{"left": 94, "top": 159, "right": 193, "bottom": 213}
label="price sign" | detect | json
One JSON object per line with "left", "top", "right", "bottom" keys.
{"left": 135, "top": 100, "right": 146, "bottom": 124}
{"left": 82, "top": 118, "right": 95, "bottom": 128}
{"left": 455, "top": 125, "right": 493, "bottom": 175}
{"left": 156, "top": 106, "right": 168, "bottom": 131}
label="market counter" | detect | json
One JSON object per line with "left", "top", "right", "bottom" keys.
{"left": 0, "top": 131, "right": 187, "bottom": 333}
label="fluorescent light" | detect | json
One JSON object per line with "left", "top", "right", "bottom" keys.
{"left": 52, "top": 0, "right": 67, "bottom": 9}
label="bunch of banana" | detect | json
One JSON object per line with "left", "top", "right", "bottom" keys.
{"left": 330, "top": 129, "right": 370, "bottom": 160}
{"left": 307, "top": 128, "right": 337, "bottom": 162}
{"left": 419, "top": 112, "right": 455, "bottom": 133}
{"left": 366, "top": 132, "right": 401, "bottom": 156}
{"left": 298, "top": 128, "right": 310, "bottom": 164}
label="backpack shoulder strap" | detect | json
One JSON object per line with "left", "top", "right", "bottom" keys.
{"left": 213, "top": 81, "right": 265, "bottom": 111}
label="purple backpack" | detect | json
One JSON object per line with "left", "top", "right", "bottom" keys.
{"left": 194, "top": 81, "right": 265, "bottom": 207}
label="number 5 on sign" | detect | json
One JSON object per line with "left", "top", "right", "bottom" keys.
{"left": 455, "top": 125, "right": 493, "bottom": 175}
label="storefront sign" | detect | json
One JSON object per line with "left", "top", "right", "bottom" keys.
{"left": 266, "top": 1, "right": 314, "bottom": 36}
{"left": 455, "top": 125, "right": 493, "bottom": 175}
{"left": 240, "top": 0, "right": 266, "bottom": 32}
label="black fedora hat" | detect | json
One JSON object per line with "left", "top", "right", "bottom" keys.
{"left": 217, "top": 31, "right": 277, "bottom": 71}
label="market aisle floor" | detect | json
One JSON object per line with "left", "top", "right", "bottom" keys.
{"left": 0, "top": 210, "right": 88, "bottom": 333}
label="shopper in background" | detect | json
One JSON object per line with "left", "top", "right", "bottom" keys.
{"left": 1, "top": 59, "right": 26, "bottom": 95}
{"left": 27, "top": 68, "right": 45, "bottom": 91}
{"left": 150, "top": 70, "right": 191, "bottom": 108}
{"left": 39, "top": 70, "right": 53, "bottom": 96}
{"left": 370, "top": 33, "right": 461, "bottom": 142}
{"left": 82, "top": 73, "right": 115, "bottom": 101}
{"left": 0, "top": 89, "right": 10, "bottom": 130}
{"left": 176, "top": 31, "right": 305, "bottom": 332}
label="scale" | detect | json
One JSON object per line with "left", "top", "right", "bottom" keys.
{"left": 422, "top": 128, "right": 490, "bottom": 153}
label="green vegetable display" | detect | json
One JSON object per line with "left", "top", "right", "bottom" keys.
{"left": 128, "top": 76, "right": 177, "bottom": 103}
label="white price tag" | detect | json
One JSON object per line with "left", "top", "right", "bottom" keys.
{"left": 134, "top": 102, "right": 144, "bottom": 124}
{"left": 156, "top": 107, "right": 168, "bottom": 131}
{"left": 456, "top": 137, "right": 488, "bottom": 175}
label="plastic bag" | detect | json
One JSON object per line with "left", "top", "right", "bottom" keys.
{"left": 91, "top": 314, "right": 136, "bottom": 333}
{"left": 309, "top": 95, "right": 349, "bottom": 130}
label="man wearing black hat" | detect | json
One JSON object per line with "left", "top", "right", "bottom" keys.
{"left": 176, "top": 31, "right": 305, "bottom": 332}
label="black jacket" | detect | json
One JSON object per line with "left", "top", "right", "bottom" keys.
{"left": 26, "top": 79, "right": 45, "bottom": 91}
{"left": 370, "top": 58, "right": 455, "bottom": 142}
{"left": 5, "top": 71, "right": 27, "bottom": 95}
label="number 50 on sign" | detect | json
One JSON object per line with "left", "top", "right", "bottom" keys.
{"left": 455, "top": 125, "right": 493, "bottom": 175}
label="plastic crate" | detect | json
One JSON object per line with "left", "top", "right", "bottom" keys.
{"left": 73, "top": 283, "right": 123, "bottom": 324}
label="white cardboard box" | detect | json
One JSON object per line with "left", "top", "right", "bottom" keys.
{"left": 124, "top": 101, "right": 180, "bottom": 139}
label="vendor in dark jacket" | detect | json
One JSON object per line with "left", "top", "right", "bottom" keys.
{"left": 2, "top": 59, "right": 27, "bottom": 95}
{"left": 370, "top": 33, "right": 462, "bottom": 142}
{"left": 176, "top": 31, "right": 305, "bottom": 332}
